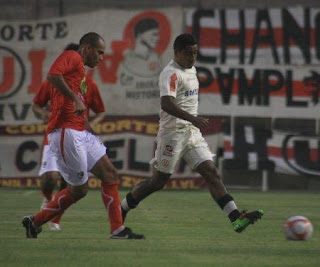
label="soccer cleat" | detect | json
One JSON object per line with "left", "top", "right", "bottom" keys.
{"left": 233, "top": 209, "right": 264, "bottom": 233}
{"left": 110, "top": 227, "right": 145, "bottom": 240}
{"left": 48, "top": 222, "right": 61, "bottom": 231}
{"left": 22, "top": 215, "right": 42, "bottom": 238}
{"left": 121, "top": 206, "right": 128, "bottom": 222}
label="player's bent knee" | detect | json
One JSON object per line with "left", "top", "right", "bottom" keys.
{"left": 107, "top": 168, "right": 119, "bottom": 183}
{"left": 151, "top": 172, "right": 170, "bottom": 191}
{"left": 69, "top": 185, "right": 88, "bottom": 201}
{"left": 50, "top": 171, "right": 62, "bottom": 181}
{"left": 201, "top": 166, "right": 221, "bottom": 182}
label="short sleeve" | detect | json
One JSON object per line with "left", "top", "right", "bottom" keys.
{"left": 48, "top": 51, "right": 81, "bottom": 76}
{"left": 159, "top": 70, "right": 179, "bottom": 98}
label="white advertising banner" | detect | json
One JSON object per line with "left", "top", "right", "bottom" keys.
{"left": 1, "top": 6, "right": 320, "bottom": 187}
{"left": 185, "top": 7, "right": 320, "bottom": 176}
{"left": 0, "top": 7, "right": 183, "bottom": 125}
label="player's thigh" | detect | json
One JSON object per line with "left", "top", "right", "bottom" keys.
{"left": 67, "top": 182, "right": 89, "bottom": 201}
{"left": 39, "top": 145, "right": 59, "bottom": 176}
{"left": 90, "top": 154, "right": 118, "bottom": 183}
{"left": 41, "top": 171, "right": 61, "bottom": 192}
{"left": 50, "top": 129, "right": 89, "bottom": 186}
{"left": 85, "top": 132, "right": 116, "bottom": 183}
{"left": 150, "top": 130, "right": 186, "bottom": 174}
{"left": 183, "top": 133, "right": 215, "bottom": 171}
{"left": 41, "top": 171, "right": 61, "bottom": 183}
{"left": 86, "top": 132, "right": 107, "bottom": 171}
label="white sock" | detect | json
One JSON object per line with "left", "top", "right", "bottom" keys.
{"left": 222, "top": 201, "right": 238, "bottom": 216}
{"left": 121, "top": 198, "right": 130, "bottom": 211}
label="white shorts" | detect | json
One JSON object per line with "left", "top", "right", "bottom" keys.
{"left": 150, "top": 127, "right": 215, "bottom": 174}
{"left": 39, "top": 145, "right": 59, "bottom": 176}
{"left": 48, "top": 128, "right": 106, "bottom": 186}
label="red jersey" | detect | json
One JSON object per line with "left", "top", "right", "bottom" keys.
{"left": 34, "top": 76, "right": 105, "bottom": 119}
{"left": 35, "top": 75, "right": 105, "bottom": 144}
{"left": 46, "top": 50, "right": 87, "bottom": 133}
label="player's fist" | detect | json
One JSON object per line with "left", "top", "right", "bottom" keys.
{"left": 191, "top": 116, "right": 209, "bottom": 129}
{"left": 74, "top": 98, "right": 86, "bottom": 115}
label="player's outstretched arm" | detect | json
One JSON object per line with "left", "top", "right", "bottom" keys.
{"left": 161, "top": 96, "right": 209, "bottom": 129}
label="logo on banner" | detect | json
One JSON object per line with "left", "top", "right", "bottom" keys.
{"left": 119, "top": 11, "right": 171, "bottom": 100}
{"left": 0, "top": 46, "right": 25, "bottom": 100}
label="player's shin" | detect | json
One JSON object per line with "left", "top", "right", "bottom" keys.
{"left": 217, "top": 194, "right": 240, "bottom": 222}
{"left": 121, "top": 192, "right": 140, "bottom": 212}
{"left": 100, "top": 182, "right": 124, "bottom": 233}
{"left": 33, "top": 188, "right": 75, "bottom": 227}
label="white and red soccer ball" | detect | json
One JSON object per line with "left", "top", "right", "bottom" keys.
{"left": 283, "top": 215, "right": 313, "bottom": 241}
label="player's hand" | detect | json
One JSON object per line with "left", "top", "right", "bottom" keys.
{"left": 191, "top": 116, "right": 209, "bottom": 129}
{"left": 74, "top": 98, "right": 86, "bottom": 115}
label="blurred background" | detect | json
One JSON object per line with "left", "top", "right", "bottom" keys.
{"left": 1, "top": 0, "right": 319, "bottom": 191}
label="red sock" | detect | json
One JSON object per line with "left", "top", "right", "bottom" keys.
{"left": 101, "top": 182, "right": 124, "bottom": 233}
{"left": 33, "top": 188, "right": 74, "bottom": 227}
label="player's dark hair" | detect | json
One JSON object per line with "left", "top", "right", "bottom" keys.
{"left": 173, "top": 33, "right": 197, "bottom": 52}
{"left": 64, "top": 43, "right": 79, "bottom": 51}
{"left": 79, "top": 32, "right": 104, "bottom": 47}
{"left": 134, "top": 18, "right": 159, "bottom": 37}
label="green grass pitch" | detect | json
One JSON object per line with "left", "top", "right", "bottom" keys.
{"left": 0, "top": 188, "right": 319, "bottom": 266}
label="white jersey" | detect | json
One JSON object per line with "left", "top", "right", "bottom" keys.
{"left": 159, "top": 60, "right": 199, "bottom": 129}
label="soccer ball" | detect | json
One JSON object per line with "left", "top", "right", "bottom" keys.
{"left": 283, "top": 215, "right": 313, "bottom": 241}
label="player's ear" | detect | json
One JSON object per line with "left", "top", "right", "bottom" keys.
{"left": 87, "top": 44, "right": 92, "bottom": 51}
{"left": 82, "top": 44, "right": 91, "bottom": 53}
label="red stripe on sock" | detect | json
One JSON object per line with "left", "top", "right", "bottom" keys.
{"left": 33, "top": 188, "right": 74, "bottom": 227}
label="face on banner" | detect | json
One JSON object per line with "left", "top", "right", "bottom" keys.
{"left": 0, "top": 8, "right": 182, "bottom": 125}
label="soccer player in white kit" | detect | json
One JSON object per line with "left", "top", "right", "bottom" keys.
{"left": 121, "top": 33, "right": 264, "bottom": 234}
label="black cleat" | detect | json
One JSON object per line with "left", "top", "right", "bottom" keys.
{"left": 110, "top": 227, "right": 145, "bottom": 239}
{"left": 22, "top": 215, "right": 42, "bottom": 238}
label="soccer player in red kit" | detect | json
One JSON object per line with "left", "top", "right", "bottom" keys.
{"left": 32, "top": 43, "right": 106, "bottom": 231}
{"left": 23, "top": 32, "right": 144, "bottom": 239}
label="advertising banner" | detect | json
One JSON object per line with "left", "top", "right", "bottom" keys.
{"left": 185, "top": 7, "right": 320, "bottom": 176}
